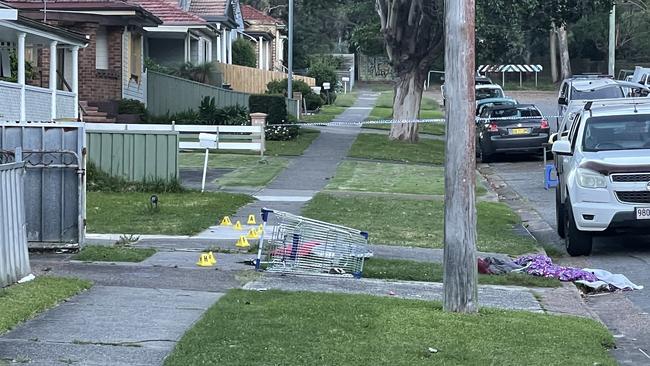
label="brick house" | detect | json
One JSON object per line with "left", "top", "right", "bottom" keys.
{"left": 5, "top": 0, "right": 161, "bottom": 121}
{"left": 241, "top": 4, "right": 284, "bottom": 72}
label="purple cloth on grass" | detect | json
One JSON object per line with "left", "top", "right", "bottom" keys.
{"left": 514, "top": 255, "right": 598, "bottom": 282}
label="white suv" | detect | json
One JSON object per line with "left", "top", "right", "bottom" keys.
{"left": 553, "top": 99, "right": 650, "bottom": 256}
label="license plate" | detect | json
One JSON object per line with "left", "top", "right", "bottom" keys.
{"left": 511, "top": 128, "right": 530, "bottom": 135}
{"left": 636, "top": 207, "right": 650, "bottom": 220}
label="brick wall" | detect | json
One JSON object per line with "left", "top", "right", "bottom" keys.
{"left": 34, "top": 23, "right": 124, "bottom": 104}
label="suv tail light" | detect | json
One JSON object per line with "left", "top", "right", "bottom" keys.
{"left": 540, "top": 118, "right": 549, "bottom": 129}
{"left": 488, "top": 122, "right": 498, "bottom": 132}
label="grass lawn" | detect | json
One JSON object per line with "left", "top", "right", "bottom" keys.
{"left": 348, "top": 133, "right": 445, "bottom": 164}
{"left": 73, "top": 245, "right": 156, "bottom": 262}
{"left": 302, "top": 193, "right": 538, "bottom": 255}
{"left": 0, "top": 277, "right": 91, "bottom": 334}
{"left": 366, "top": 92, "right": 443, "bottom": 133}
{"left": 86, "top": 191, "right": 252, "bottom": 235}
{"left": 165, "top": 290, "right": 615, "bottom": 366}
{"left": 364, "top": 122, "right": 446, "bottom": 136}
{"left": 334, "top": 92, "right": 358, "bottom": 107}
{"left": 363, "top": 258, "right": 561, "bottom": 287}
{"left": 180, "top": 153, "right": 289, "bottom": 188}
{"left": 301, "top": 105, "right": 347, "bottom": 123}
{"left": 326, "top": 161, "right": 445, "bottom": 195}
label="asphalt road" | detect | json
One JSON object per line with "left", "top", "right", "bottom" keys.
{"left": 486, "top": 152, "right": 650, "bottom": 365}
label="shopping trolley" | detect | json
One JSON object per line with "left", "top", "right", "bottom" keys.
{"left": 255, "top": 208, "right": 370, "bottom": 278}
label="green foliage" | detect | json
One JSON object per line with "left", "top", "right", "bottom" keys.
{"left": 307, "top": 62, "right": 338, "bottom": 89}
{"left": 249, "top": 94, "right": 287, "bottom": 124}
{"left": 174, "top": 62, "right": 214, "bottom": 84}
{"left": 1, "top": 51, "right": 34, "bottom": 82}
{"left": 232, "top": 38, "right": 257, "bottom": 68}
{"left": 266, "top": 78, "right": 313, "bottom": 96}
{"left": 118, "top": 99, "right": 146, "bottom": 115}
{"left": 86, "top": 162, "right": 185, "bottom": 193}
{"left": 350, "top": 22, "right": 385, "bottom": 56}
{"left": 304, "top": 93, "right": 324, "bottom": 110}
{"left": 145, "top": 58, "right": 174, "bottom": 75}
{"left": 199, "top": 97, "right": 249, "bottom": 125}
{"left": 73, "top": 245, "right": 156, "bottom": 263}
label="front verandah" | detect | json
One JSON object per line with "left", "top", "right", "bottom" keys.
{"left": 0, "top": 17, "right": 86, "bottom": 121}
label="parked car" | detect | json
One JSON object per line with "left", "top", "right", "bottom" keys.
{"left": 441, "top": 75, "right": 496, "bottom": 105}
{"left": 557, "top": 75, "right": 646, "bottom": 116}
{"left": 476, "top": 84, "right": 505, "bottom": 101}
{"left": 553, "top": 99, "right": 650, "bottom": 256}
{"left": 477, "top": 97, "right": 517, "bottom": 116}
{"left": 476, "top": 104, "right": 549, "bottom": 162}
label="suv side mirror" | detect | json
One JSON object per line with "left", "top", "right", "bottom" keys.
{"left": 548, "top": 133, "right": 559, "bottom": 144}
{"left": 552, "top": 140, "right": 573, "bottom": 156}
{"left": 558, "top": 97, "right": 568, "bottom": 105}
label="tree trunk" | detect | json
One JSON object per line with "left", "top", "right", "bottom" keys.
{"left": 443, "top": 0, "right": 478, "bottom": 314}
{"left": 550, "top": 27, "right": 559, "bottom": 83}
{"left": 389, "top": 68, "right": 425, "bottom": 143}
{"left": 557, "top": 25, "right": 571, "bottom": 80}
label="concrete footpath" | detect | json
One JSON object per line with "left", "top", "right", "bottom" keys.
{"left": 197, "top": 91, "right": 379, "bottom": 236}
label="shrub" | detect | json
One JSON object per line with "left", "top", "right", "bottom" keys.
{"left": 307, "top": 62, "right": 338, "bottom": 89}
{"left": 144, "top": 58, "right": 174, "bottom": 75}
{"left": 232, "top": 38, "right": 257, "bottom": 68}
{"left": 118, "top": 99, "right": 146, "bottom": 115}
{"left": 87, "top": 162, "right": 184, "bottom": 193}
{"left": 199, "top": 97, "right": 249, "bottom": 125}
{"left": 249, "top": 94, "right": 287, "bottom": 125}
{"left": 265, "top": 124, "right": 299, "bottom": 141}
{"left": 171, "top": 109, "right": 200, "bottom": 124}
{"left": 266, "top": 79, "right": 313, "bottom": 97}
{"left": 304, "top": 93, "right": 324, "bottom": 110}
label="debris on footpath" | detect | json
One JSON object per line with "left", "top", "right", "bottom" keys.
{"left": 477, "top": 254, "right": 643, "bottom": 293}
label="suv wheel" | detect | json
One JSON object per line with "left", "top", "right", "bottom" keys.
{"left": 565, "top": 199, "right": 592, "bottom": 256}
{"left": 555, "top": 186, "right": 566, "bottom": 238}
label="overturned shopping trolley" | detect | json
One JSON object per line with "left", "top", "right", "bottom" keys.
{"left": 255, "top": 208, "right": 370, "bottom": 278}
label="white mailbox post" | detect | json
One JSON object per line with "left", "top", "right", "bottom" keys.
{"left": 199, "top": 133, "right": 218, "bottom": 192}
{"left": 342, "top": 76, "right": 350, "bottom": 94}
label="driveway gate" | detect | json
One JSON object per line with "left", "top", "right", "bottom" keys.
{"left": 0, "top": 122, "right": 85, "bottom": 247}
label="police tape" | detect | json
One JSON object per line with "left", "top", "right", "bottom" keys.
{"left": 284, "top": 115, "right": 565, "bottom": 128}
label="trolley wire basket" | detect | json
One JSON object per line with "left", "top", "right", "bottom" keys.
{"left": 255, "top": 208, "right": 370, "bottom": 278}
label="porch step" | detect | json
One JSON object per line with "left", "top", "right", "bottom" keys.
{"left": 85, "top": 110, "right": 108, "bottom": 118}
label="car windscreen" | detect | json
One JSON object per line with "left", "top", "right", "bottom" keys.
{"left": 571, "top": 86, "right": 624, "bottom": 100}
{"left": 476, "top": 88, "right": 504, "bottom": 100}
{"left": 489, "top": 108, "right": 540, "bottom": 119}
{"left": 582, "top": 115, "right": 650, "bottom": 151}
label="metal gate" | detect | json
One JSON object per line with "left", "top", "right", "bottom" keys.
{"left": 0, "top": 122, "right": 85, "bottom": 247}
{"left": 0, "top": 158, "right": 31, "bottom": 287}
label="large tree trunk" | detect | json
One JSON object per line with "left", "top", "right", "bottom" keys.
{"left": 389, "top": 68, "right": 425, "bottom": 143}
{"left": 376, "top": 0, "right": 444, "bottom": 143}
{"left": 550, "top": 27, "right": 559, "bottom": 83}
{"left": 557, "top": 25, "right": 572, "bottom": 80}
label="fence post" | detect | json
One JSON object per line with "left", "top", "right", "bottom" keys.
{"left": 250, "top": 112, "right": 267, "bottom": 157}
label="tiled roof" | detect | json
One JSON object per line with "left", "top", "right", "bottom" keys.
{"left": 241, "top": 4, "right": 281, "bottom": 24}
{"left": 188, "top": 0, "right": 225, "bottom": 17}
{"left": 129, "top": 0, "right": 206, "bottom": 24}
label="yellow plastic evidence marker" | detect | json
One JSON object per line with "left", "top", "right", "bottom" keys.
{"left": 247, "top": 214, "right": 257, "bottom": 225}
{"left": 233, "top": 221, "right": 243, "bottom": 231}
{"left": 207, "top": 251, "right": 217, "bottom": 265}
{"left": 197, "top": 253, "right": 214, "bottom": 267}
{"left": 246, "top": 228, "right": 259, "bottom": 239}
{"left": 236, "top": 236, "right": 250, "bottom": 248}
{"left": 220, "top": 216, "right": 232, "bottom": 226}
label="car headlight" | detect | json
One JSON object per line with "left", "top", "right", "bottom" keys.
{"left": 576, "top": 168, "right": 607, "bottom": 189}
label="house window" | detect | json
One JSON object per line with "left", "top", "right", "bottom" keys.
{"left": 130, "top": 32, "right": 142, "bottom": 81}
{"left": 96, "top": 27, "right": 108, "bottom": 70}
